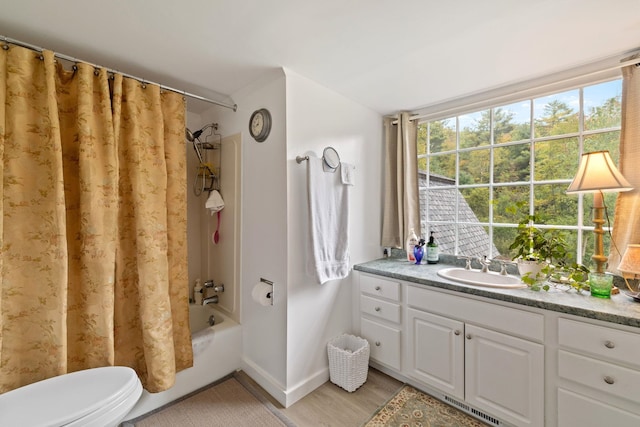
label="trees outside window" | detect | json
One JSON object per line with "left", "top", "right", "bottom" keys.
{"left": 417, "top": 79, "right": 622, "bottom": 269}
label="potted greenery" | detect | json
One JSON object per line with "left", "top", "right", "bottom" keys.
{"left": 507, "top": 204, "right": 590, "bottom": 292}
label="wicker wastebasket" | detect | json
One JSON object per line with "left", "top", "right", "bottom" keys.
{"left": 327, "top": 334, "right": 370, "bottom": 392}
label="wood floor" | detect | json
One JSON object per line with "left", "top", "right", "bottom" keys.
{"left": 238, "top": 368, "right": 403, "bottom": 427}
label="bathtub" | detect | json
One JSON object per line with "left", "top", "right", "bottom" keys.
{"left": 123, "top": 304, "right": 242, "bottom": 421}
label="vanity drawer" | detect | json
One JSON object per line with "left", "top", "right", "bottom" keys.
{"left": 360, "top": 274, "right": 400, "bottom": 302}
{"left": 360, "top": 295, "right": 401, "bottom": 323}
{"left": 558, "top": 350, "right": 640, "bottom": 403}
{"left": 558, "top": 318, "right": 640, "bottom": 369}
{"left": 360, "top": 317, "right": 401, "bottom": 370}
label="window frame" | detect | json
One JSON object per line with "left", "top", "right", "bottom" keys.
{"left": 417, "top": 75, "right": 623, "bottom": 264}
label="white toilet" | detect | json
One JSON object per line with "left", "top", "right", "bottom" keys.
{"left": 0, "top": 366, "right": 142, "bottom": 427}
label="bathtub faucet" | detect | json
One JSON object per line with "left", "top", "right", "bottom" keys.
{"left": 204, "top": 280, "right": 224, "bottom": 293}
{"left": 202, "top": 295, "right": 219, "bottom": 305}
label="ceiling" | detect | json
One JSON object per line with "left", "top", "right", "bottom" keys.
{"left": 1, "top": 0, "right": 639, "bottom": 115}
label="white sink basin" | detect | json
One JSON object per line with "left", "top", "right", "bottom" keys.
{"left": 437, "top": 268, "right": 526, "bottom": 288}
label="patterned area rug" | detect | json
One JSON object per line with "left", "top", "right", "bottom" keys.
{"left": 363, "top": 385, "right": 489, "bottom": 427}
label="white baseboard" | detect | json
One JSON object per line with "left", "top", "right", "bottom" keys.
{"left": 241, "top": 357, "right": 288, "bottom": 406}
{"left": 241, "top": 357, "right": 329, "bottom": 408}
{"left": 284, "top": 367, "right": 328, "bottom": 407}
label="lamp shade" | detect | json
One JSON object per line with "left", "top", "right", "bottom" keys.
{"left": 618, "top": 244, "right": 640, "bottom": 278}
{"left": 566, "top": 151, "right": 633, "bottom": 194}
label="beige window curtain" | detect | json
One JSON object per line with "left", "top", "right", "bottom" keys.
{"left": 609, "top": 58, "right": 640, "bottom": 272}
{"left": 0, "top": 44, "right": 192, "bottom": 394}
{"left": 381, "top": 112, "right": 421, "bottom": 248}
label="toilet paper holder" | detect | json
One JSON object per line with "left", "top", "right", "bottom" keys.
{"left": 260, "top": 277, "right": 274, "bottom": 305}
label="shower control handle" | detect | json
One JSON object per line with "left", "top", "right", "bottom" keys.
{"left": 204, "top": 280, "right": 224, "bottom": 293}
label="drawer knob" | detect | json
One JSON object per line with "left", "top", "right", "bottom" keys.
{"left": 466, "top": 334, "right": 472, "bottom": 340}
{"left": 374, "top": 306, "right": 381, "bottom": 312}
{"left": 604, "top": 341, "right": 615, "bottom": 349}
{"left": 604, "top": 376, "right": 615, "bottom": 385}
{"left": 375, "top": 341, "right": 381, "bottom": 347}
{"left": 454, "top": 330, "right": 461, "bottom": 336}
{"left": 375, "top": 286, "right": 381, "bottom": 291}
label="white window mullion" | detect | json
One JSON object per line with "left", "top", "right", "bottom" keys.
{"left": 454, "top": 116, "right": 461, "bottom": 255}
{"left": 488, "top": 108, "right": 495, "bottom": 258}
{"left": 529, "top": 99, "right": 536, "bottom": 220}
{"left": 576, "top": 87, "right": 586, "bottom": 264}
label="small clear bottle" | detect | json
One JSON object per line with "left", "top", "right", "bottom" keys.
{"left": 406, "top": 228, "right": 419, "bottom": 262}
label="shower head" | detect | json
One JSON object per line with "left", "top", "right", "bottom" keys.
{"left": 185, "top": 128, "right": 203, "bottom": 142}
{"left": 186, "top": 123, "right": 220, "bottom": 163}
{"left": 186, "top": 123, "right": 217, "bottom": 142}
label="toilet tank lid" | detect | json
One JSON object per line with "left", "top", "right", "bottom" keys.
{"left": 0, "top": 366, "right": 141, "bottom": 427}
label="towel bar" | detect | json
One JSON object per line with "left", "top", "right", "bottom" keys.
{"left": 296, "top": 155, "right": 309, "bottom": 164}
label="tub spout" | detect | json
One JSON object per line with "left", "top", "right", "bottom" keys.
{"left": 202, "top": 295, "right": 219, "bottom": 305}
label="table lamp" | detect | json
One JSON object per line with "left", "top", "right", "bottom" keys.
{"left": 618, "top": 244, "right": 640, "bottom": 300}
{"left": 566, "top": 151, "right": 633, "bottom": 295}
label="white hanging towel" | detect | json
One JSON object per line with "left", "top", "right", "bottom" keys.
{"left": 307, "top": 157, "right": 350, "bottom": 284}
{"left": 205, "top": 190, "right": 224, "bottom": 215}
{"left": 341, "top": 162, "right": 355, "bottom": 186}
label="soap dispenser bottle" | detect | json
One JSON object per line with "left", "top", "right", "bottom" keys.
{"left": 427, "top": 232, "right": 439, "bottom": 264}
{"left": 406, "top": 228, "right": 419, "bottom": 262}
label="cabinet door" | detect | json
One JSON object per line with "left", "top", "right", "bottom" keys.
{"left": 407, "top": 308, "right": 464, "bottom": 400}
{"left": 465, "top": 324, "right": 544, "bottom": 427}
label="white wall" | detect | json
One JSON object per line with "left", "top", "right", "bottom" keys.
{"left": 201, "top": 67, "right": 383, "bottom": 406}
{"left": 284, "top": 69, "right": 383, "bottom": 404}
{"left": 212, "top": 69, "right": 290, "bottom": 402}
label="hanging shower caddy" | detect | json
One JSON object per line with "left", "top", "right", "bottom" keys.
{"left": 185, "top": 123, "right": 222, "bottom": 196}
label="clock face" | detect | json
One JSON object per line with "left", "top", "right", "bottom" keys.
{"left": 249, "top": 109, "right": 271, "bottom": 142}
{"left": 251, "top": 112, "right": 264, "bottom": 135}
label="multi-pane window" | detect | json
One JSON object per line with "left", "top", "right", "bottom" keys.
{"left": 417, "top": 79, "right": 622, "bottom": 268}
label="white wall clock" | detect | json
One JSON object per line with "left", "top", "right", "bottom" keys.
{"left": 249, "top": 108, "right": 272, "bottom": 142}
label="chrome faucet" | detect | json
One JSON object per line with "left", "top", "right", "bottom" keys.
{"left": 479, "top": 256, "right": 491, "bottom": 273}
{"left": 202, "top": 295, "right": 219, "bottom": 305}
{"left": 202, "top": 279, "right": 223, "bottom": 305}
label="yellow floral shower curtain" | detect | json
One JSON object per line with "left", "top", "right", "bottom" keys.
{"left": 0, "top": 44, "right": 192, "bottom": 393}
{"left": 111, "top": 74, "right": 192, "bottom": 392}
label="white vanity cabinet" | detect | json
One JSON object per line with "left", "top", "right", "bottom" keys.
{"left": 353, "top": 267, "right": 640, "bottom": 426}
{"left": 406, "top": 285, "right": 544, "bottom": 427}
{"left": 556, "top": 317, "right": 640, "bottom": 427}
{"left": 358, "top": 274, "right": 402, "bottom": 370}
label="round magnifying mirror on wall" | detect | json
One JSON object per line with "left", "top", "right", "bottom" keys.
{"left": 323, "top": 146, "right": 340, "bottom": 171}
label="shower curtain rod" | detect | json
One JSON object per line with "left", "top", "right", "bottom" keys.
{"left": 1, "top": 35, "right": 237, "bottom": 112}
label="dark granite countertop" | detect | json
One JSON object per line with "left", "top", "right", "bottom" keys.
{"left": 354, "top": 255, "right": 640, "bottom": 329}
